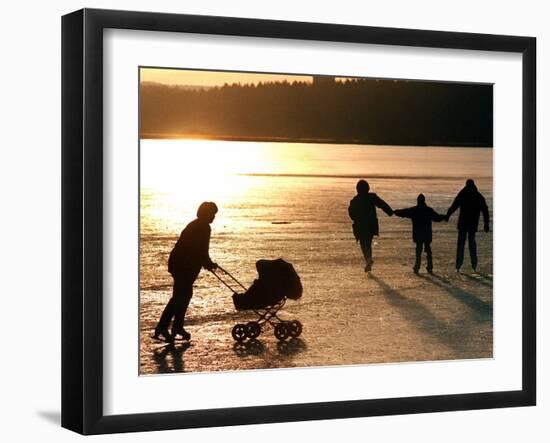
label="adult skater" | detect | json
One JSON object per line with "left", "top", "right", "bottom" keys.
{"left": 445, "top": 179, "right": 490, "bottom": 272}
{"left": 154, "top": 202, "right": 218, "bottom": 342}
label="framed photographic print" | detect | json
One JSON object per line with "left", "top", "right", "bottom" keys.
{"left": 62, "top": 8, "right": 536, "bottom": 435}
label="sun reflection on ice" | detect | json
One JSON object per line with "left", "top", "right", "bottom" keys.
{"left": 140, "top": 139, "right": 273, "bottom": 235}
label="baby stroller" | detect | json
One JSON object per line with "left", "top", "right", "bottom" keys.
{"left": 211, "top": 259, "right": 303, "bottom": 342}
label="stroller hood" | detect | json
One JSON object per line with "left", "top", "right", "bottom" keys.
{"left": 255, "top": 259, "right": 302, "bottom": 300}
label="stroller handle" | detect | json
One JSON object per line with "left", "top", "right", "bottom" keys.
{"left": 209, "top": 265, "right": 247, "bottom": 292}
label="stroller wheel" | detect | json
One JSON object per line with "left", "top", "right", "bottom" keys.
{"left": 287, "top": 320, "right": 303, "bottom": 338}
{"left": 274, "top": 323, "right": 289, "bottom": 341}
{"left": 246, "top": 321, "right": 261, "bottom": 339}
{"left": 232, "top": 323, "right": 247, "bottom": 342}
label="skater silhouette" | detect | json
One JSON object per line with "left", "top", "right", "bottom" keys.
{"left": 394, "top": 194, "right": 445, "bottom": 274}
{"left": 154, "top": 202, "right": 219, "bottom": 342}
{"left": 445, "top": 179, "right": 490, "bottom": 272}
{"left": 348, "top": 179, "right": 393, "bottom": 272}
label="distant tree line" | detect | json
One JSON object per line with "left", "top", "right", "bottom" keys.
{"left": 140, "top": 78, "right": 493, "bottom": 146}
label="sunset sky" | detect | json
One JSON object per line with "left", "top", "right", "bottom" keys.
{"left": 140, "top": 67, "right": 313, "bottom": 87}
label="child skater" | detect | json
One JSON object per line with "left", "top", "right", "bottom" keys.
{"left": 394, "top": 194, "right": 446, "bottom": 274}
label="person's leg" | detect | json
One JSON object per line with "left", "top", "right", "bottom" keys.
{"left": 157, "top": 275, "right": 180, "bottom": 330}
{"left": 456, "top": 230, "right": 467, "bottom": 271}
{"left": 468, "top": 230, "right": 478, "bottom": 271}
{"left": 155, "top": 277, "right": 179, "bottom": 341}
{"left": 359, "top": 236, "right": 372, "bottom": 262}
{"left": 171, "top": 280, "right": 193, "bottom": 338}
{"left": 156, "top": 298, "right": 175, "bottom": 331}
{"left": 359, "top": 234, "right": 374, "bottom": 271}
{"left": 413, "top": 241, "right": 422, "bottom": 273}
{"left": 425, "top": 242, "right": 433, "bottom": 273}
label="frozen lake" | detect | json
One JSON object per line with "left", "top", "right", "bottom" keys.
{"left": 139, "top": 140, "right": 493, "bottom": 374}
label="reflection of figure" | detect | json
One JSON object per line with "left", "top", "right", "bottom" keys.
{"left": 348, "top": 180, "right": 393, "bottom": 272}
{"left": 153, "top": 342, "right": 190, "bottom": 373}
{"left": 445, "top": 179, "right": 490, "bottom": 272}
{"left": 395, "top": 194, "right": 445, "bottom": 274}
{"left": 154, "top": 202, "right": 218, "bottom": 342}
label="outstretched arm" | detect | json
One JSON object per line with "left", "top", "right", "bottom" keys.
{"left": 394, "top": 207, "right": 414, "bottom": 218}
{"left": 375, "top": 195, "right": 394, "bottom": 216}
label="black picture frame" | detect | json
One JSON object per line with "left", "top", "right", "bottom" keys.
{"left": 62, "top": 8, "right": 536, "bottom": 435}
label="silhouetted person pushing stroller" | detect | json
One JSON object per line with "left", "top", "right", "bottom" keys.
{"left": 154, "top": 202, "right": 218, "bottom": 342}
{"left": 348, "top": 180, "right": 393, "bottom": 273}
{"left": 394, "top": 194, "right": 445, "bottom": 274}
{"left": 445, "top": 179, "right": 490, "bottom": 272}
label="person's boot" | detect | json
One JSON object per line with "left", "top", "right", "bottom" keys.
{"left": 153, "top": 326, "right": 174, "bottom": 343}
{"left": 172, "top": 328, "right": 191, "bottom": 341}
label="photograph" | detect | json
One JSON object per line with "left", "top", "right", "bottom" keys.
{"left": 138, "top": 67, "right": 494, "bottom": 375}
